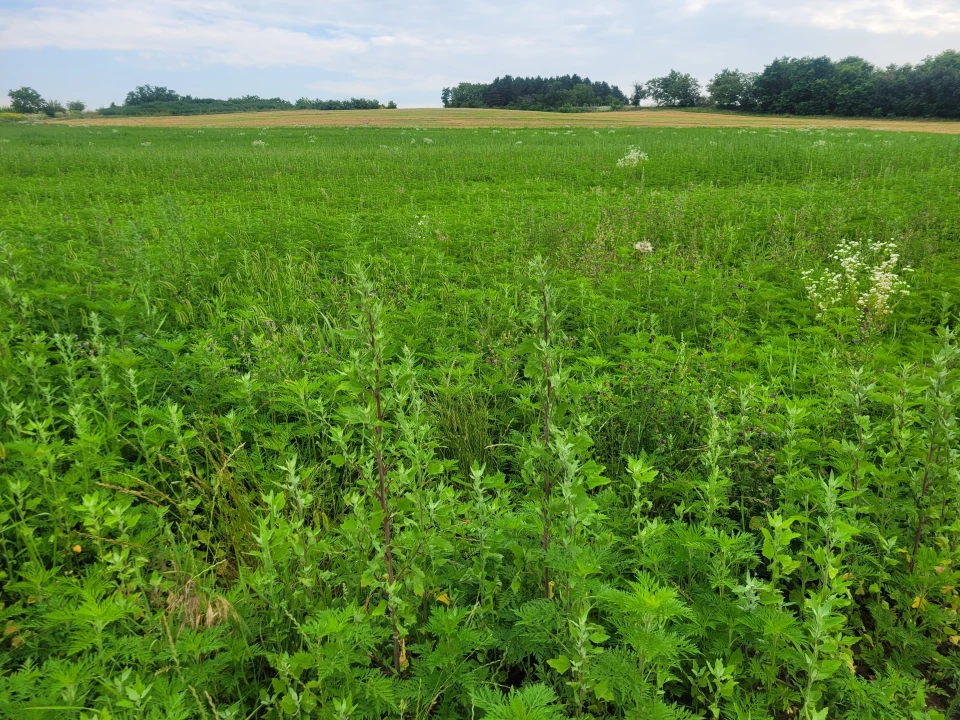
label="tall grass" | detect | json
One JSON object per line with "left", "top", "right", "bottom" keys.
{"left": 1, "top": 122, "right": 959, "bottom": 719}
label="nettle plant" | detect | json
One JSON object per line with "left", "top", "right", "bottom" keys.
{"left": 801, "top": 238, "right": 912, "bottom": 336}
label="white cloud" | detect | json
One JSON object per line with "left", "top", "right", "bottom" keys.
{"left": 1, "top": 0, "right": 957, "bottom": 107}
{"left": 684, "top": 0, "right": 960, "bottom": 36}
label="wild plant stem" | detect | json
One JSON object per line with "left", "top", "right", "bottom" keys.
{"left": 366, "top": 305, "right": 401, "bottom": 674}
{"left": 541, "top": 285, "right": 552, "bottom": 598}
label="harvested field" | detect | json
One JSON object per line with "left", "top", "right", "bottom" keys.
{"left": 58, "top": 106, "right": 960, "bottom": 133}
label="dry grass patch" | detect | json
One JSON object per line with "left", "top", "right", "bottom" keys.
{"left": 58, "top": 107, "right": 960, "bottom": 133}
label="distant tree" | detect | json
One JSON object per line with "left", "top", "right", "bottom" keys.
{"left": 914, "top": 50, "right": 960, "bottom": 118}
{"left": 8, "top": 86, "right": 45, "bottom": 114}
{"left": 447, "top": 82, "right": 489, "bottom": 108}
{"left": 441, "top": 87, "right": 451, "bottom": 107}
{"left": 707, "top": 69, "right": 756, "bottom": 109}
{"left": 832, "top": 57, "right": 876, "bottom": 116}
{"left": 753, "top": 56, "right": 837, "bottom": 114}
{"left": 124, "top": 85, "right": 181, "bottom": 105}
{"left": 645, "top": 70, "right": 701, "bottom": 107}
{"left": 386, "top": 100, "right": 397, "bottom": 109}
{"left": 630, "top": 81, "right": 648, "bottom": 107}
{"left": 67, "top": 100, "right": 86, "bottom": 112}
{"left": 41, "top": 99, "right": 66, "bottom": 117}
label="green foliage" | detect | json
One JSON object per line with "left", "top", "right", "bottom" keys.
{"left": 442, "top": 75, "right": 628, "bottom": 111}
{"left": 7, "top": 86, "right": 44, "bottom": 114}
{"left": 749, "top": 50, "right": 960, "bottom": 118}
{"left": 0, "top": 122, "right": 959, "bottom": 718}
{"left": 707, "top": 69, "right": 758, "bottom": 110}
{"left": 645, "top": 71, "right": 704, "bottom": 108}
{"left": 97, "top": 86, "right": 385, "bottom": 117}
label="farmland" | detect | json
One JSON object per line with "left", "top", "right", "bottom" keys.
{"left": 58, "top": 107, "right": 960, "bottom": 133}
{"left": 1, "top": 120, "right": 960, "bottom": 719}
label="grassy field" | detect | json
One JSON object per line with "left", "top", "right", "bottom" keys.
{"left": 55, "top": 107, "right": 960, "bottom": 133}
{"left": 1, "top": 122, "right": 960, "bottom": 719}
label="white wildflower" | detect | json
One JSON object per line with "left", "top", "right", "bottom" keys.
{"left": 140, "top": 141, "right": 151, "bottom": 147}
{"left": 617, "top": 146, "right": 649, "bottom": 168}
{"left": 252, "top": 139, "right": 267, "bottom": 147}
{"left": 802, "top": 238, "right": 911, "bottom": 333}
{"left": 423, "top": 138, "right": 433, "bottom": 143}
{"left": 634, "top": 240, "right": 654, "bottom": 254}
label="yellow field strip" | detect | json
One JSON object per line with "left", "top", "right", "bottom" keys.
{"left": 56, "top": 108, "right": 960, "bottom": 134}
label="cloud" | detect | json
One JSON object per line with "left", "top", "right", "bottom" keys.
{"left": 1, "top": 0, "right": 957, "bottom": 108}
{"left": 684, "top": 0, "right": 960, "bottom": 36}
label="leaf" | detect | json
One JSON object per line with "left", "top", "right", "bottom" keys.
{"left": 436, "top": 592, "right": 450, "bottom": 606}
{"left": 593, "top": 679, "right": 614, "bottom": 702}
{"left": 547, "top": 655, "right": 571, "bottom": 674}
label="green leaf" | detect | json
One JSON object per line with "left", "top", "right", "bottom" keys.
{"left": 547, "top": 655, "right": 571, "bottom": 674}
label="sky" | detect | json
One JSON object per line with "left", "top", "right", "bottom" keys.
{"left": 1, "top": 0, "right": 959, "bottom": 109}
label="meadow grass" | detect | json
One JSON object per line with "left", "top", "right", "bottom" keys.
{"left": 1, "top": 122, "right": 959, "bottom": 719}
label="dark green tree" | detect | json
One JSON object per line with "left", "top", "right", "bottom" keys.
{"left": 630, "top": 81, "right": 648, "bottom": 107}
{"left": 124, "top": 85, "right": 181, "bottom": 105}
{"left": 66, "top": 100, "right": 86, "bottom": 112}
{"left": 707, "top": 69, "right": 757, "bottom": 109}
{"left": 8, "top": 86, "right": 44, "bottom": 114}
{"left": 41, "top": 99, "right": 65, "bottom": 117}
{"left": 646, "top": 70, "right": 702, "bottom": 107}
{"left": 915, "top": 50, "right": 960, "bottom": 117}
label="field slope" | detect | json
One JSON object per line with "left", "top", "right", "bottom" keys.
{"left": 57, "top": 106, "right": 960, "bottom": 133}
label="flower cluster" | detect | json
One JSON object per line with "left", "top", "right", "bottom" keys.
{"left": 801, "top": 238, "right": 912, "bottom": 331}
{"left": 252, "top": 139, "right": 267, "bottom": 147}
{"left": 634, "top": 240, "right": 654, "bottom": 254}
{"left": 616, "top": 146, "right": 649, "bottom": 168}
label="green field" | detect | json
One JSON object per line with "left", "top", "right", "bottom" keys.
{"left": 1, "top": 123, "right": 959, "bottom": 719}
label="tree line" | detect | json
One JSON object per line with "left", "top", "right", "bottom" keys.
{"left": 445, "top": 50, "right": 960, "bottom": 117}
{"left": 5, "top": 85, "right": 396, "bottom": 117}
{"left": 442, "top": 75, "right": 628, "bottom": 111}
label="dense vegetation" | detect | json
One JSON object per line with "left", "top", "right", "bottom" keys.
{"left": 1, "top": 123, "right": 959, "bottom": 719}
{"left": 5, "top": 85, "right": 392, "bottom": 118}
{"left": 709, "top": 51, "right": 960, "bottom": 117}
{"left": 98, "top": 86, "right": 392, "bottom": 116}
{"left": 442, "top": 75, "right": 628, "bottom": 111}
{"left": 446, "top": 50, "right": 960, "bottom": 117}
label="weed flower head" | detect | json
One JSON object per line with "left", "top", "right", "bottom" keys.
{"left": 617, "top": 146, "right": 649, "bottom": 168}
{"left": 801, "top": 238, "right": 912, "bottom": 333}
{"left": 252, "top": 139, "right": 267, "bottom": 147}
{"left": 140, "top": 142, "right": 151, "bottom": 147}
{"left": 423, "top": 138, "right": 433, "bottom": 143}
{"left": 634, "top": 240, "right": 654, "bottom": 254}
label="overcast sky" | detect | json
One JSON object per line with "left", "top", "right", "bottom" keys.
{"left": 1, "top": 1, "right": 958, "bottom": 109}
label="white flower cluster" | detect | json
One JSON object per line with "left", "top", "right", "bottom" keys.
{"left": 140, "top": 142, "right": 151, "bottom": 147}
{"left": 252, "top": 139, "right": 267, "bottom": 147}
{"left": 801, "top": 239, "right": 912, "bottom": 327}
{"left": 616, "top": 146, "right": 649, "bottom": 168}
{"left": 634, "top": 240, "right": 654, "bottom": 254}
